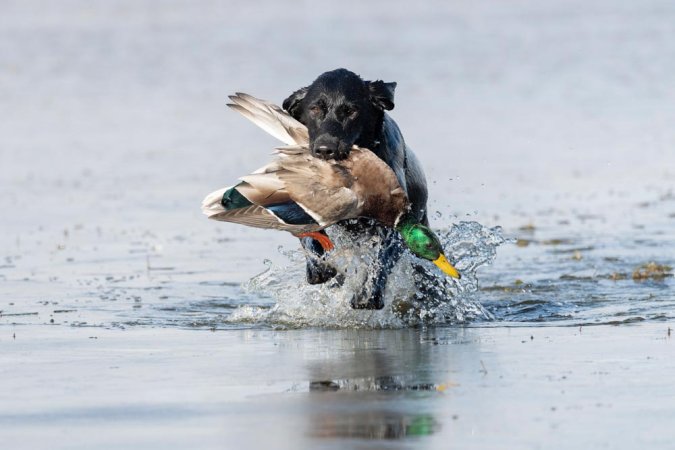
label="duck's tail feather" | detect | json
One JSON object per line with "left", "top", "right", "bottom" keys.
{"left": 228, "top": 93, "right": 309, "bottom": 146}
{"left": 201, "top": 187, "right": 229, "bottom": 218}
{"left": 201, "top": 185, "right": 318, "bottom": 233}
{"left": 201, "top": 185, "right": 254, "bottom": 218}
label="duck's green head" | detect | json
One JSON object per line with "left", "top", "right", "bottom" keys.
{"left": 396, "top": 218, "right": 461, "bottom": 279}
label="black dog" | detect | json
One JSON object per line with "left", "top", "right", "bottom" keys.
{"left": 283, "top": 68, "right": 429, "bottom": 309}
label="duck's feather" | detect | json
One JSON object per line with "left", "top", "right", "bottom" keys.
{"left": 274, "top": 145, "right": 307, "bottom": 155}
{"left": 201, "top": 187, "right": 231, "bottom": 217}
{"left": 202, "top": 184, "right": 321, "bottom": 233}
{"left": 228, "top": 93, "right": 309, "bottom": 146}
{"left": 275, "top": 152, "right": 360, "bottom": 226}
{"left": 207, "top": 203, "right": 319, "bottom": 234}
{"left": 341, "top": 147, "right": 409, "bottom": 226}
{"left": 266, "top": 202, "right": 317, "bottom": 225}
{"left": 236, "top": 177, "right": 288, "bottom": 206}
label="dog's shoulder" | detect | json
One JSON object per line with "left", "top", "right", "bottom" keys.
{"left": 380, "top": 114, "right": 429, "bottom": 223}
{"left": 379, "top": 114, "right": 406, "bottom": 174}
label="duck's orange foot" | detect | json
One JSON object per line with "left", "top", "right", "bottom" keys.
{"left": 297, "top": 231, "right": 335, "bottom": 252}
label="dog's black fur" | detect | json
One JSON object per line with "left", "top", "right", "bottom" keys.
{"left": 283, "top": 69, "right": 429, "bottom": 309}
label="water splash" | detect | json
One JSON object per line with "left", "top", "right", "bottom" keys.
{"left": 229, "top": 221, "right": 505, "bottom": 328}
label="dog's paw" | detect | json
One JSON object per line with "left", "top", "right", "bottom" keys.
{"left": 306, "top": 260, "right": 338, "bottom": 285}
{"left": 350, "top": 285, "right": 385, "bottom": 310}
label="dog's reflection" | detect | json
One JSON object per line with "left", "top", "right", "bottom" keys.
{"left": 309, "top": 407, "right": 437, "bottom": 440}
{"left": 303, "top": 329, "right": 460, "bottom": 440}
{"left": 307, "top": 374, "right": 439, "bottom": 439}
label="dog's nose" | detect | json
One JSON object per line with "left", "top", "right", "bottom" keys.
{"left": 312, "top": 135, "right": 340, "bottom": 159}
{"left": 314, "top": 144, "right": 337, "bottom": 159}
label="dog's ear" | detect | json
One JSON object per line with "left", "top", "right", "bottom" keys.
{"left": 282, "top": 86, "right": 309, "bottom": 120}
{"left": 367, "top": 80, "right": 397, "bottom": 111}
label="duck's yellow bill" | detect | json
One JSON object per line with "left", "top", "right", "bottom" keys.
{"left": 433, "top": 254, "right": 461, "bottom": 279}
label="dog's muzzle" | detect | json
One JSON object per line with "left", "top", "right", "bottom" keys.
{"left": 312, "top": 134, "right": 351, "bottom": 160}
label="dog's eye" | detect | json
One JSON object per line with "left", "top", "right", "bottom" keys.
{"left": 343, "top": 106, "right": 358, "bottom": 119}
{"left": 309, "top": 101, "right": 326, "bottom": 115}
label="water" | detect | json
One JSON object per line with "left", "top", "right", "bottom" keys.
{"left": 3, "top": 206, "right": 671, "bottom": 331}
{"left": 2, "top": 0, "right": 675, "bottom": 448}
{"left": 232, "top": 221, "right": 502, "bottom": 328}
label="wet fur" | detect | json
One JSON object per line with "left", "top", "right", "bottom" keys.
{"left": 283, "top": 69, "right": 429, "bottom": 309}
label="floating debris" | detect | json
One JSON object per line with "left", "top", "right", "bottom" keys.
{"left": 608, "top": 272, "right": 628, "bottom": 281}
{"left": 632, "top": 262, "right": 673, "bottom": 281}
{"left": 519, "top": 223, "right": 536, "bottom": 232}
{"left": 541, "top": 238, "right": 574, "bottom": 246}
{"left": 514, "top": 238, "right": 577, "bottom": 248}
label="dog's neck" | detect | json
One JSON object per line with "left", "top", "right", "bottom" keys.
{"left": 357, "top": 110, "right": 385, "bottom": 156}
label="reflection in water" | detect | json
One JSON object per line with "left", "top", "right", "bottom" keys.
{"left": 301, "top": 328, "right": 477, "bottom": 441}
{"left": 310, "top": 410, "right": 438, "bottom": 440}
{"left": 310, "top": 376, "right": 439, "bottom": 392}
{"left": 308, "top": 374, "right": 440, "bottom": 439}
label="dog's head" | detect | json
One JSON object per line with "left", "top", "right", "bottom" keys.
{"left": 283, "top": 68, "right": 396, "bottom": 160}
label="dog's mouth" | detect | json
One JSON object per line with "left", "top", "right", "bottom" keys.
{"left": 311, "top": 137, "right": 353, "bottom": 160}
{"left": 312, "top": 145, "right": 351, "bottom": 160}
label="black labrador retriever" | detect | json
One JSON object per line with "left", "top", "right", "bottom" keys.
{"left": 283, "top": 68, "right": 429, "bottom": 309}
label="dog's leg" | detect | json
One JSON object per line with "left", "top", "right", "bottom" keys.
{"left": 300, "top": 232, "right": 338, "bottom": 285}
{"left": 350, "top": 229, "right": 404, "bottom": 310}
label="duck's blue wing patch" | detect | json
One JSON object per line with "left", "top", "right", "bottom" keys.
{"left": 266, "top": 202, "right": 317, "bottom": 225}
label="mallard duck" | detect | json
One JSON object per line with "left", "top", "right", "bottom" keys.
{"left": 202, "top": 93, "right": 460, "bottom": 279}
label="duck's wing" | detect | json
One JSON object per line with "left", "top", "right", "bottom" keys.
{"left": 201, "top": 183, "right": 321, "bottom": 234}
{"left": 275, "top": 152, "right": 361, "bottom": 226}
{"left": 202, "top": 148, "right": 326, "bottom": 232}
{"left": 236, "top": 173, "right": 288, "bottom": 206}
{"left": 201, "top": 149, "right": 406, "bottom": 232}
{"left": 228, "top": 93, "right": 309, "bottom": 146}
